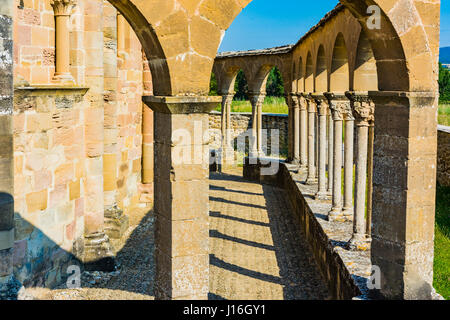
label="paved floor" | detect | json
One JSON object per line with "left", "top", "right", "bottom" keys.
{"left": 23, "top": 169, "right": 329, "bottom": 300}
{"left": 209, "top": 169, "right": 329, "bottom": 300}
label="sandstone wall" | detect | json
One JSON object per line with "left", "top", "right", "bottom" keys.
{"left": 10, "top": 0, "right": 149, "bottom": 288}
{"left": 208, "top": 111, "right": 288, "bottom": 157}
{"left": 438, "top": 125, "right": 450, "bottom": 187}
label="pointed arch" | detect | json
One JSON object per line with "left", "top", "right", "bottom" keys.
{"left": 330, "top": 33, "right": 349, "bottom": 92}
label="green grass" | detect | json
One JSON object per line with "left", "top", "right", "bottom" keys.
{"left": 439, "top": 104, "right": 450, "bottom": 126}
{"left": 216, "top": 96, "right": 288, "bottom": 114}
{"left": 434, "top": 184, "right": 450, "bottom": 300}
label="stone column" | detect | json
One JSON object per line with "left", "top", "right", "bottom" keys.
{"left": 83, "top": 0, "right": 115, "bottom": 271}
{"left": 141, "top": 53, "right": 154, "bottom": 203}
{"left": 0, "top": 1, "right": 21, "bottom": 298}
{"left": 220, "top": 92, "right": 235, "bottom": 164}
{"left": 302, "top": 93, "right": 317, "bottom": 184}
{"left": 311, "top": 94, "right": 329, "bottom": 199}
{"left": 342, "top": 103, "right": 355, "bottom": 219}
{"left": 324, "top": 93, "right": 346, "bottom": 221}
{"left": 286, "top": 94, "right": 293, "bottom": 162}
{"left": 360, "top": 91, "right": 437, "bottom": 299}
{"left": 299, "top": 95, "right": 308, "bottom": 170}
{"left": 249, "top": 92, "right": 265, "bottom": 158}
{"left": 143, "top": 96, "right": 221, "bottom": 300}
{"left": 346, "top": 92, "right": 373, "bottom": 251}
{"left": 366, "top": 123, "right": 374, "bottom": 238}
{"left": 102, "top": 2, "right": 128, "bottom": 245}
{"left": 290, "top": 93, "right": 300, "bottom": 165}
{"left": 116, "top": 12, "right": 127, "bottom": 58}
{"left": 51, "top": 0, "right": 77, "bottom": 84}
{"left": 327, "top": 110, "right": 334, "bottom": 195}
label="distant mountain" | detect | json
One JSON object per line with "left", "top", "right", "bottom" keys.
{"left": 440, "top": 47, "right": 450, "bottom": 64}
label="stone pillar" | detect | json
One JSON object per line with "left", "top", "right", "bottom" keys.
{"left": 83, "top": 0, "right": 115, "bottom": 271}
{"left": 116, "top": 12, "right": 127, "bottom": 58}
{"left": 286, "top": 94, "right": 293, "bottom": 162}
{"left": 141, "top": 53, "right": 154, "bottom": 203}
{"left": 102, "top": 1, "right": 128, "bottom": 244}
{"left": 290, "top": 93, "right": 300, "bottom": 165}
{"left": 51, "top": 0, "right": 77, "bottom": 84}
{"left": 0, "top": 1, "right": 21, "bottom": 298}
{"left": 345, "top": 92, "right": 373, "bottom": 251}
{"left": 324, "top": 93, "right": 346, "bottom": 221}
{"left": 303, "top": 93, "right": 317, "bottom": 184}
{"left": 342, "top": 104, "right": 355, "bottom": 219}
{"left": 220, "top": 92, "right": 235, "bottom": 164}
{"left": 311, "top": 94, "right": 329, "bottom": 199}
{"left": 249, "top": 92, "right": 265, "bottom": 158}
{"left": 299, "top": 95, "right": 308, "bottom": 170}
{"left": 327, "top": 110, "right": 334, "bottom": 194}
{"left": 143, "top": 96, "right": 221, "bottom": 300}
{"left": 366, "top": 123, "right": 374, "bottom": 238}
{"left": 356, "top": 91, "right": 437, "bottom": 299}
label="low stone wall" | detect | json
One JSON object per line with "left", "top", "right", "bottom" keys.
{"left": 209, "top": 112, "right": 288, "bottom": 156}
{"left": 243, "top": 159, "right": 370, "bottom": 299}
{"left": 438, "top": 125, "right": 450, "bottom": 186}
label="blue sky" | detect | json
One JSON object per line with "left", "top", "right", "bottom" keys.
{"left": 218, "top": 0, "right": 450, "bottom": 52}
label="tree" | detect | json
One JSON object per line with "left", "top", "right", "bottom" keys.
{"left": 234, "top": 70, "right": 248, "bottom": 100}
{"left": 439, "top": 62, "right": 450, "bottom": 102}
{"left": 209, "top": 72, "right": 218, "bottom": 96}
{"left": 266, "top": 67, "right": 284, "bottom": 97}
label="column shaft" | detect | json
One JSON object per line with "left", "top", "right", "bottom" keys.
{"left": 299, "top": 96, "right": 308, "bottom": 169}
{"left": 366, "top": 124, "right": 374, "bottom": 237}
{"left": 327, "top": 112, "right": 334, "bottom": 194}
{"left": 342, "top": 116, "right": 354, "bottom": 218}
{"left": 305, "top": 95, "right": 317, "bottom": 184}
{"left": 312, "top": 94, "right": 328, "bottom": 199}
{"left": 144, "top": 96, "right": 220, "bottom": 300}
{"left": 292, "top": 94, "right": 300, "bottom": 164}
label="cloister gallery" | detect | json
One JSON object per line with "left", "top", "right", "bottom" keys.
{"left": 0, "top": 0, "right": 445, "bottom": 300}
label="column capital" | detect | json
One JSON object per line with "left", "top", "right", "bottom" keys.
{"left": 249, "top": 92, "right": 266, "bottom": 106}
{"left": 50, "top": 0, "right": 77, "bottom": 16}
{"left": 289, "top": 92, "right": 300, "bottom": 109}
{"left": 298, "top": 94, "right": 308, "bottom": 111}
{"left": 345, "top": 91, "right": 374, "bottom": 126}
{"left": 324, "top": 92, "right": 349, "bottom": 121}
{"left": 310, "top": 93, "right": 329, "bottom": 116}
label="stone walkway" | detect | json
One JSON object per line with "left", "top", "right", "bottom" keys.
{"left": 209, "top": 169, "right": 329, "bottom": 300}
{"left": 22, "top": 169, "right": 329, "bottom": 300}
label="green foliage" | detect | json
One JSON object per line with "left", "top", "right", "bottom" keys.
{"left": 209, "top": 72, "right": 218, "bottom": 96}
{"left": 266, "top": 67, "right": 285, "bottom": 97}
{"left": 434, "top": 184, "right": 450, "bottom": 300}
{"left": 234, "top": 70, "right": 249, "bottom": 100}
{"left": 439, "top": 63, "right": 450, "bottom": 103}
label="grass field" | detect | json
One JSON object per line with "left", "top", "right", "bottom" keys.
{"left": 215, "top": 96, "right": 288, "bottom": 114}
{"left": 434, "top": 185, "right": 450, "bottom": 300}
{"left": 439, "top": 104, "right": 450, "bottom": 126}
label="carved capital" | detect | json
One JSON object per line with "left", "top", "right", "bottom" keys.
{"left": 305, "top": 94, "right": 317, "bottom": 113}
{"left": 298, "top": 95, "right": 308, "bottom": 111}
{"left": 324, "top": 92, "right": 348, "bottom": 121}
{"left": 51, "top": 0, "right": 77, "bottom": 16}
{"left": 249, "top": 92, "right": 266, "bottom": 107}
{"left": 289, "top": 93, "right": 299, "bottom": 109}
{"left": 345, "top": 92, "right": 375, "bottom": 126}
{"left": 311, "top": 94, "right": 329, "bottom": 116}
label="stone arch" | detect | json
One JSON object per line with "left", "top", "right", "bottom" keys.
{"left": 330, "top": 33, "right": 350, "bottom": 92}
{"left": 353, "top": 30, "right": 378, "bottom": 91}
{"left": 315, "top": 45, "right": 327, "bottom": 93}
{"left": 305, "top": 52, "right": 314, "bottom": 93}
{"left": 291, "top": 61, "right": 297, "bottom": 93}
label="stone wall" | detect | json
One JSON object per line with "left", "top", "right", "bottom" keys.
{"left": 9, "top": 0, "right": 149, "bottom": 289}
{"left": 209, "top": 111, "right": 288, "bottom": 156}
{"left": 438, "top": 125, "right": 450, "bottom": 187}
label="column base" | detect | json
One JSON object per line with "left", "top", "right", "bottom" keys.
{"left": 83, "top": 232, "right": 116, "bottom": 272}
{"left": 346, "top": 234, "right": 371, "bottom": 251}
{"left": 342, "top": 208, "right": 354, "bottom": 221}
{"left": 305, "top": 176, "right": 318, "bottom": 185}
{"left": 104, "top": 206, "right": 129, "bottom": 240}
{"left": 52, "top": 73, "right": 75, "bottom": 85}
{"left": 290, "top": 158, "right": 300, "bottom": 166}
{"left": 328, "top": 208, "right": 345, "bottom": 222}
{"left": 315, "top": 191, "right": 330, "bottom": 200}
{"left": 220, "top": 146, "right": 236, "bottom": 166}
